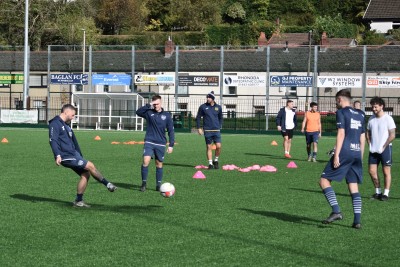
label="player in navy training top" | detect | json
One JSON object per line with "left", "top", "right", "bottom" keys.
{"left": 136, "top": 95, "right": 175, "bottom": 192}
{"left": 319, "top": 89, "right": 365, "bottom": 229}
{"left": 196, "top": 91, "right": 223, "bottom": 169}
{"left": 49, "top": 104, "right": 117, "bottom": 208}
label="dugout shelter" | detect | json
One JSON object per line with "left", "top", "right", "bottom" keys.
{"left": 72, "top": 92, "right": 144, "bottom": 130}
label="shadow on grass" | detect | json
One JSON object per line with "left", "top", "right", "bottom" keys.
{"left": 244, "top": 152, "right": 330, "bottom": 163}
{"left": 289, "top": 187, "right": 399, "bottom": 200}
{"left": 240, "top": 208, "right": 351, "bottom": 229}
{"left": 10, "top": 193, "right": 163, "bottom": 212}
{"left": 163, "top": 162, "right": 195, "bottom": 168}
{"left": 113, "top": 182, "right": 140, "bottom": 190}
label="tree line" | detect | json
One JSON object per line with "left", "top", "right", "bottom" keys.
{"left": 1, "top": 0, "right": 396, "bottom": 50}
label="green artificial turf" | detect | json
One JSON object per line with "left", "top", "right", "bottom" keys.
{"left": 0, "top": 129, "right": 399, "bottom": 266}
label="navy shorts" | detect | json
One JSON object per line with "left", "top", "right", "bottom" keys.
{"left": 61, "top": 152, "right": 88, "bottom": 176}
{"left": 321, "top": 152, "right": 363, "bottom": 184}
{"left": 305, "top": 131, "right": 319, "bottom": 144}
{"left": 281, "top": 129, "right": 294, "bottom": 139}
{"left": 204, "top": 131, "right": 221, "bottom": 145}
{"left": 368, "top": 145, "right": 392, "bottom": 166}
{"left": 143, "top": 142, "right": 166, "bottom": 162}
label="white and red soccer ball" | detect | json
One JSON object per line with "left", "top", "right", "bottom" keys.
{"left": 160, "top": 182, "right": 175, "bottom": 198}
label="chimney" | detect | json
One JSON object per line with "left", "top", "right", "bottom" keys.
{"left": 165, "top": 36, "right": 175, "bottom": 58}
{"left": 320, "top": 32, "right": 329, "bottom": 46}
{"left": 257, "top": 32, "right": 268, "bottom": 48}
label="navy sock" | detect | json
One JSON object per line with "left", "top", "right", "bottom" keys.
{"left": 141, "top": 165, "right": 148, "bottom": 184}
{"left": 351, "top": 192, "right": 362, "bottom": 224}
{"left": 156, "top": 167, "right": 163, "bottom": 186}
{"left": 313, "top": 152, "right": 317, "bottom": 158}
{"left": 100, "top": 178, "right": 109, "bottom": 186}
{"left": 76, "top": 194, "right": 83, "bottom": 202}
{"left": 323, "top": 187, "right": 340, "bottom": 213}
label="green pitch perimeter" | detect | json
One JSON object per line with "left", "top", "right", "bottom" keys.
{"left": 0, "top": 129, "right": 399, "bottom": 266}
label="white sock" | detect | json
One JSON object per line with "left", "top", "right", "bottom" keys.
{"left": 285, "top": 151, "right": 289, "bottom": 154}
{"left": 384, "top": 189, "right": 390, "bottom": 196}
{"left": 214, "top": 157, "right": 219, "bottom": 162}
{"left": 376, "top": 188, "right": 382, "bottom": 194}
{"left": 208, "top": 160, "right": 213, "bottom": 165}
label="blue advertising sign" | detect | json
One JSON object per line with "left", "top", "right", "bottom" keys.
{"left": 92, "top": 74, "right": 131, "bottom": 85}
{"left": 270, "top": 75, "right": 313, "bottom": 87}
{"left": 50, "top": 74, "right": 88, "bottom": 85}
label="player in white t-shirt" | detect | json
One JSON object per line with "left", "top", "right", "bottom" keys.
{"left": 366, "top": 97, "right": 396, "bottom": 201}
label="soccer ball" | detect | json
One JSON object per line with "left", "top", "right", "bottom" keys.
{"left": 160, "top": 182, "right": 175, "bottom": 198}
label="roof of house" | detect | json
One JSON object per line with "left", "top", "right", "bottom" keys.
{"left": 267, "top": 33, "right": 314, "bottom": 46}
{"left": 0, "top": 45, "right": 399, "bottom": 73}
{"left": 364, "top": 0, "right": 400, "bottom": 20}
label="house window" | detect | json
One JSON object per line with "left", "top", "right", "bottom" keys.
{"left": 254, "top": 106, "right": 265, "bottom": 115}
{"left": 178, "top": 103, "right": 187, "bottom": 110}
{"left": 225, "top": 86, "right": 237, "bottom": 95}
{"left": 286, "top": 86, "right": 297, "bottom": 96}
{"left": 29, "top": 74, "right": 47, "bottom": 88}
{"left": 225, "top": 104, "right": 236, "bottom": 118}
{"left": 178, "top": 85, "right": 188, "bottom": 95}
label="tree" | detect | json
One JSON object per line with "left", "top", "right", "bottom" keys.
{"left": 93, "top": 0, "right": 148, "bottom": 34}
{"left": 225, "top": 2, "right": 246, "bottom": 24}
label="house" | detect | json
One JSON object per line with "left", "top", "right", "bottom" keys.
{"left": 364, "top": 0, "right": 400, "bottom": 33}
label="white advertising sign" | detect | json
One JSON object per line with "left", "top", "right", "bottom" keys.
{"left": 317, "top": 76, "right": 362, "bottom": 88}
{"left": 134, "top": 75, "right": 175, "bottom": 86}
{"left": 1, "top": 110, "right": 38, "bottom": 124}
{"left": 366, "top": 76, "right": 400, "bottom": 88}
{"left": 223, "top": 74, "right": 266, "bottom": 87}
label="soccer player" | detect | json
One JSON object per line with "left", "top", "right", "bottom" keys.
{"left": 49, "top": 104, "right": 117, "bottom": 208}
{"left": 276, "top": 99, "right": 297, "bottom": 158}
{"left": 366, "top": 97, "right": 396, "bottom": 201}
{"left": 136, "top": 95, "right": 175, "bottom": 192}
{"left": 353, "top": 100, "right": 362, "bottom": 110}
{"left": 319, "top": 89, "right": 365, "bottom": 229}
{"left": 196, "top": 91, "right": 223, "bottom": 169}
{"left": 301, "top": 102, "right": 321, "bottom": 162}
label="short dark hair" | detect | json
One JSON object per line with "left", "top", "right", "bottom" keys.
{"left": 151, "top": 95, "right": 162, "bottom": 101}
{"left": 310, "top": 102, "right": 318, "bottom": 108}
{"left": 286, "top": 100, "right": 293, "bottom": 105}
{"left": 61, "top": 104, "right": 76, "bottom": 113}
{"left": 353, "top": 100, "right": 361, "bottom": 105}
{"left": 370, "top": 96, "right": 385, "bottom": 107}
{"left": 336, "top": 89, "right": 351, "bottom": 100}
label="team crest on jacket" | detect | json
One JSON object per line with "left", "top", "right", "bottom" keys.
{"left": 161, "top": 115, "right": 166, "bottom": 120}
{"left": 214, "top": 107, "right": 219, "bottom": 111}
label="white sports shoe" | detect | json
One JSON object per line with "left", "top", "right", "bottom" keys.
{"left": 107, "top": 182, "right": 117, "bottom": 192}
{"left": 73, "top": 201, "right": 91, "bottom": 208}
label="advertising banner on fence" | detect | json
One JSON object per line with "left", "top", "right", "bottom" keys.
{"left": 92, "top": 74, "right": 132, "bottom": 85}
{"left": 50, "top": 74, "right": 88, "bottom": 85}
{"left": 223, "top": 74, "right": 266, "bottom": 87}
{"left": 270, "top": 75, "right": 313, "bottom": 87}
{"left": 366, "top": 76, "right": 400, "bottom": 88}
{"left": 0, "top": 74, "right": 24, "bottom": 84}
{"left": 134, "top": 75, "right": 175, "bottom": 86}
{"left": 1, "top": 110, "right": 38, "bottom": 124}
{"left": 178, "top": 75, "right": 219, "bottom": 86}
{"left": 317, "top": 76, "right": 362, "bottom": 88}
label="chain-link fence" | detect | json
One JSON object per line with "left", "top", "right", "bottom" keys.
{"left": 1, "top": 44, "right": 400, "bottom": 132}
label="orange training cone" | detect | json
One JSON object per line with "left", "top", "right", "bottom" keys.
{"left": 1, "top": 138, "right": 8, "bottom": 143}
{"left": 193, "top": 171, "right": 206, "bottom": 179}
{"left": 94, "top": 136, "right": 101, "bottom": 141}
{"left": 271, "top": 140, "right": 278, "bottom": 146}
{"left": 211, "top": 144, "right": 216, "bottom": 150}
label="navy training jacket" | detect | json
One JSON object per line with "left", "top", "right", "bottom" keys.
{"left": 196, "top": 102, "right": 223, "bottom": 131}
{"left": 136, "top": 104, "right": 175, "bottom": 147}
{"left": 49, "top": 115, "right": 82, "bottom": 159}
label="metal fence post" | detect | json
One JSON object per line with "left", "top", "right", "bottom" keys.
{"left": 265, "top": 46, "right": 270, "bottom": 130}
{"left": 362, "top": 45, "right": 367, "bottom": 111}
{"left": 174, "top": 45, "right": 179, "bottom": 112}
